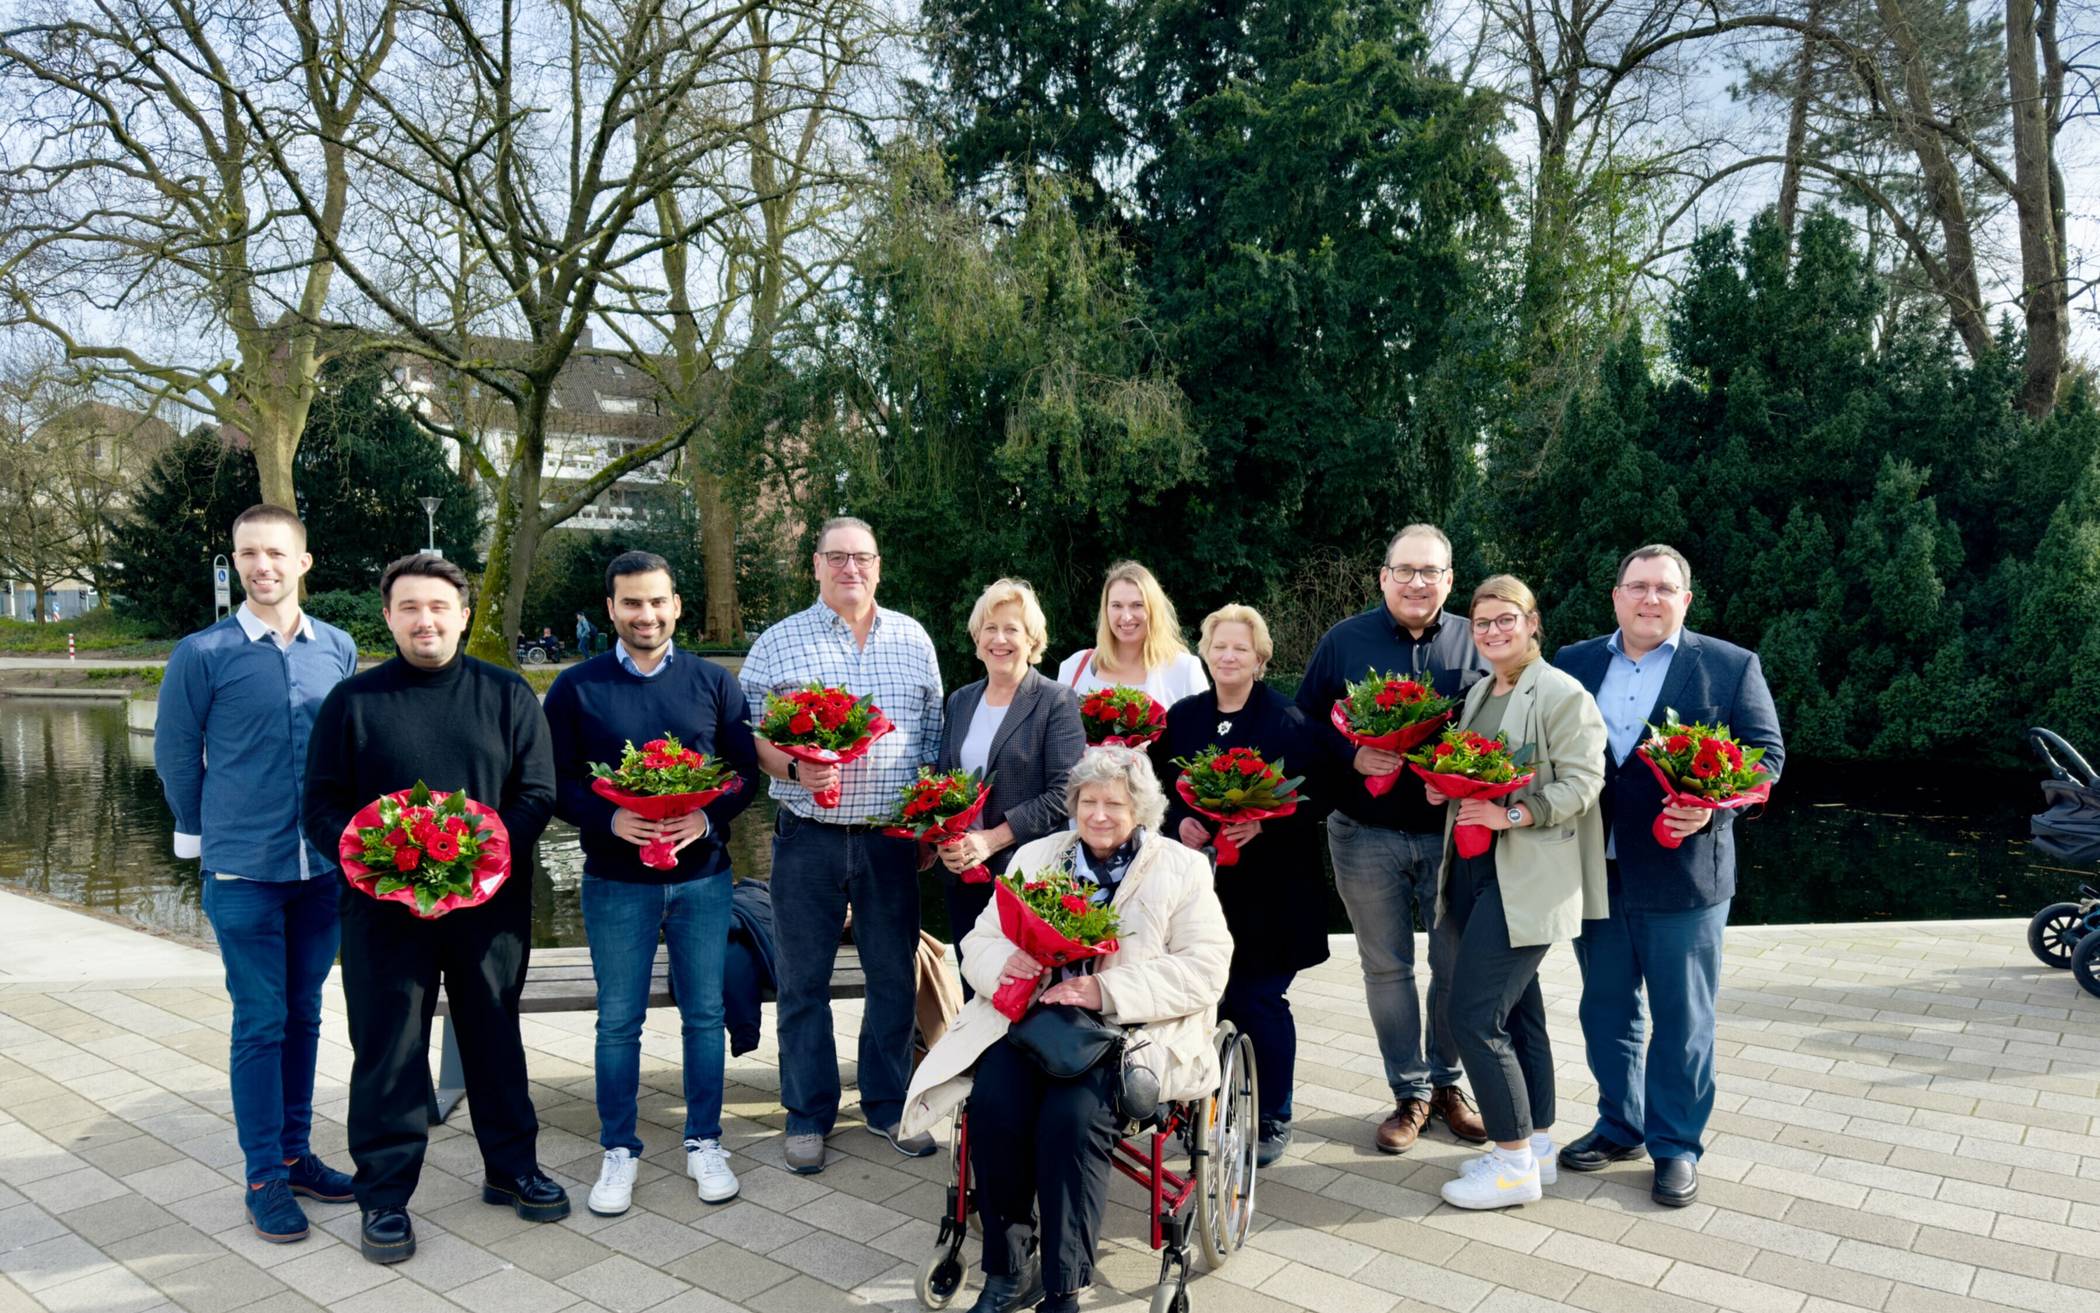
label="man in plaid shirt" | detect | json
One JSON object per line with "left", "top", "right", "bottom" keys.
{"left": 740, "top": 516, "right": 945, "bottom": 1174}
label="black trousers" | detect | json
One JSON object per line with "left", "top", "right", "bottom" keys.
{"left": 1219, "top": 969, "right": 1297, "bottom": 1127}
{"left": 944, "top": 878, "right": 996, "bottom": 1002}
{"left": 339, "top": 876, "right": 540, "bottom": 1209}
{"left": 1440, "top": 852, "right": 1555, "bottom": 1143}
{"left": 969, "top": 1036, "right": 1120, "bottom": 1296}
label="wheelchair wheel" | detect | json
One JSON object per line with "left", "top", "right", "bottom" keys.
{"left": 2029, "top": 902, "right": 2086, "bottom": 968}
{"left": 915, "top": 1246, "right": 967, "bottom": 1309}
{"left": 1193, "top": 1024, "right": 1258, "bottom": 1270}
{"left": 2073, "top": 931, "right": 2100, "bottom": 1000}
{"left": 1148, "top": 1281, "right": 1190, "bottom": 1313}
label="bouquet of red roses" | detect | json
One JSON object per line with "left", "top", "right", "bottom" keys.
{"left": 755, "top": 683, "right": 893, "bottom": 808}
{"left": 989, "top": 869, "right": 1122, "bottom": 1021}
{"left": 1407, "top": 728, "right": 1536, "bottom": 859}
{"left": 869, "top": 767, "right": 994, "bottom": 882}
{"left": 1329, "top": 668, "right": 1456, "bottom": 796}
{"left": 1170, "top": 745, "right": 1306, "bottom": 867}
{"left": 337, "top": 780, "right": 511, "bottom": 918}
{"left": 589, "top": 735, "right": 743, "bottom": 869}
{"left": 1078, "top": 686, "right": 1167, "bottom": 748}
{"left": 1636, "top": 711, "right": 1773, "bottom": 850}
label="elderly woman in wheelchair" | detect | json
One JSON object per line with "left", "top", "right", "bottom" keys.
{"left": 902, "top": 747, "right": 1238, "bottom": 1313}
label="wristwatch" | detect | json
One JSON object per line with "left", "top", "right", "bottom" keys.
{"left": 1505, "top": 805, "right": 1525, "bottom": 827}
{"left": 786, "top": 759, "right": 800, "bottom": 783}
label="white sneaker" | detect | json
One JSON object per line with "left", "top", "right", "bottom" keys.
{"left": 1537, "top": 1146, "right": 1558, "bottom": 1185}
{"left": 1440, "top": 1151, "right": 1541, "bottom": 1210}
{"left": 588, "top": 1147, "right": 638, "bottom": 1216}
{"left": 686, "top": 1138, "right": 739, "bottom": 1204}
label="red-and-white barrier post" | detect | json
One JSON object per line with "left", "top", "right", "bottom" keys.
{"left": 67, "top": 632, "right": 75, "bottom": 660}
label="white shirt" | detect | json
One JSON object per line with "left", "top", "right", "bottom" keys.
{"left": 957, "top": 700, "right": 1010, "bottom": 781}
{"left": 1054, "top": 649, "right": 1209, "bottom": 706}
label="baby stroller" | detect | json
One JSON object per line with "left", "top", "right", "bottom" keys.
{"left": 2025, "top": 728, "right": 2100, "bottom": 997}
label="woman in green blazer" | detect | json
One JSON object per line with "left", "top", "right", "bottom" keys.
{"left": 1426, "top": 574, "right": 1607, "bottom": 1211}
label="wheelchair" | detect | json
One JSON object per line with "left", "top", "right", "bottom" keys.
{"left": 915, "top": 1022, "right": 1260, "bottom": 1313}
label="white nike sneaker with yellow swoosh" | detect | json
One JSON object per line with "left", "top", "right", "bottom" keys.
{"left": 1440, "top": 1151, "right": 1542, "bottom": 1210}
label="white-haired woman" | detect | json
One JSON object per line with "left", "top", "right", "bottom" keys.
{"left": 1055, "top": 561, "right": 1209, "bottom": 705}
{"left": 933, "top": 579, "right": 1087, "bottom": 975}
{"left": 901, "top": 748, "right": 1232, "bottom": 1313}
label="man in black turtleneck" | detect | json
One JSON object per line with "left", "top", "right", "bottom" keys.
{"left": 303, "top": 553, "right": 563, "bottom": 1264}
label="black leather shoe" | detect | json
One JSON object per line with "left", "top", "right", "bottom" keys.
{"left": 1558, "top": 1130, "right": 1647, "bottom": 1173}
{"left": 969, "top": 1252, "right": 1043, "bottom": 1313}
{"left": 483, "top": 1169, "right": 572, "bottom": 1222}
{"left": 1652, "top": 1156, "right": 1698, "bottom": 1207}
{"left": 359, "top": 1207, "right": 415, "bottom": 1264}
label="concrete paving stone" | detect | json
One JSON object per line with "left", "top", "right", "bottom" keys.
{"left": 30, "top": 1260, "right": 165, "bottom": 1313}
{"left": 449, "top": 1264, "right": 580, "bottom": 1313}
{"left": 63, "top": 1194, "right": 180, "bottom": 1248}
{"left": 1440, "top": 1238, "right": 1584, "bottom": 1300}
{"left": 745, "top": 1272, "right": 877, "bottom": 1312}
{"left": 1352, "top": 1248, "right": 1498, "bottom": 1312}
{"left": 104, "top": 1221, "right": 226, "bottom": 1279}
{"left": 555, "top": 1253, "right": 691, "bottom": 1312}
{"left": 786, "top": 1188, "right": 912, "bottom": 1243}
{"left": 0, "top": 1232, "right": 111, "bottom": 1292}
{"left": 1534, "top": 1228, "right": 1673, "bottom": 1286}
{"left": 22, "top": 1163, "right": 133, "bottom": 1215}
{"left": 0, "top": 1205, "right": 66, "bottom": 1256}
{"left": 1253, "top": 1259, "right": 1402, "bottom": 1313}
{"left": 1964, "top": 1270, "right": 2087, "bottom": 1313}
{"left": 122, "top": 1158, "right": 233, "bottom": 1206}
{"left": 768, "top": 1229, "right": 897, "bottom": 1289}
{"left": 1741, "top": 1250, "right": 1896, "bottom": 1308}
{"left": 663, "top": 1240, "right": 796, "bottom": 1301}
{"left": 1882, "top": 1285, "right": 2036, "bottom": 1313}
{"left": 1245, "top": 1218, "right": 1382, "bottom": 1279}
{"left": 268, "top": 1242, "right": 400, "bottom": 1304}
{"left": 1618, "top": 1215, "right": 1760, "bottom": 1274}
{"left": 693, "top": 1199, "right": 816, "bottom": 1253}
{"left": 486, "top": 1223, "right": 616, "bottom": 1280}
{"left": 75, "top": 1134, "right": 188, "bottom": 1179}
{"left": 647, "top": 1288, "right": 758, "bottom": 1313}
{"left": 207, "top": 1217, "right": 347, "bottom": 1270}
{"left": 1911, "top": 1223, "right": 2055, "bottom": 1280}
{"left": 1566, "top": 1273, "right": 1720, "bottom": 1313}
{"left": 1655, "top": 1262, "right": 1809, "bottom": 1313}
{"left": 592, "top": 1211, "right": 713, "bottom": 1267}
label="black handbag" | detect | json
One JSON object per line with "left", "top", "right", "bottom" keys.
{"left": 1007, "top": 1004, "right": 1161, "bottom": 1122}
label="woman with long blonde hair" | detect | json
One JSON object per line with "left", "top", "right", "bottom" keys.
{"left": 1054, "top": 561, "right": 1209, "bottom": 705}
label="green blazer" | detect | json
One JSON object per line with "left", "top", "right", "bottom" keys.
{"left": 1436, "top": 658, "right": 1609, "bottom": 947}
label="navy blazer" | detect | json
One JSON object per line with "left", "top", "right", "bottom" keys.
{"left": 934, "top": 669, "right": 1087, "bottom": 877}
{"left": 1552, "top": 629, "right": 1785, "bottom": 911}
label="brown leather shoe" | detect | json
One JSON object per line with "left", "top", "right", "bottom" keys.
{"left": 1429, "top": 1085, "right": 1489, "bottom": 1144}
{"left": 1375, "top": 1098, "right": 1430, "bottom": 1154}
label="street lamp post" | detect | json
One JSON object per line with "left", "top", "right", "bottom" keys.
{"left": 419, "top": 496, "right": 443, "bottom": 558}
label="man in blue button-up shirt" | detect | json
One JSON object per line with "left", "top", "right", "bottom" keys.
{"left": 156, "top": 506, "right": 359, "bottom": 1244}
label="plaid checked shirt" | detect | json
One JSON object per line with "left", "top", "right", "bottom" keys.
{"left": 739, "top": 601, "right": 945, "bottom": 821}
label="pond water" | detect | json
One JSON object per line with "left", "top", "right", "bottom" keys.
{"left": 0, "top": 699, "right": 2076, "bottom": 950}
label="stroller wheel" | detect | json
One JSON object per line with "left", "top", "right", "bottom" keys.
{"left": 2073, "top": 932, "right": 2100, "bottom": 1000}
{"left": 2029, "top": 902, "right": 2087, "bottom": 969}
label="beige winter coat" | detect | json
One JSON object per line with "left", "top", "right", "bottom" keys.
{"left": 899, "top": 829, "right": 1233, "bottom": 1139}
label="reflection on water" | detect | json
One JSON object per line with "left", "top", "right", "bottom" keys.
{"left": 0, "top": 700, "right": 2078, "bottom": 946}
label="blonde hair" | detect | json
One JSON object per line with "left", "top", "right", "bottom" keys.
{"left": 1470, "top": 574, "right": 1544, "bottom": 671}
{"left": 967, "top": 577, "right": 1050, "bottom": 664}
{"left": 1198, "top": 603, "right": 1274, "bottom": 675}
{"left": 1090, "top": 561, "right": 1189, "bottom": 679}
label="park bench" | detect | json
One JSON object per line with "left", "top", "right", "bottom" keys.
{"left": 431, "top": 943, "right": 866, "bottom": 1121}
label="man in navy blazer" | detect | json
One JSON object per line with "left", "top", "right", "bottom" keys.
{"left": 1550, "top": 544, "right": 1783, "bottom": 1207}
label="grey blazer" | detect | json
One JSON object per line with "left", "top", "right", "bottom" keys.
{"left": 935, "top": 668, "right": 1087, "bottom": 876}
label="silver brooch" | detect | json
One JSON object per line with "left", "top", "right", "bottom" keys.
{"left": 1217, "top": 720, "right": 1233, "bottom": 736}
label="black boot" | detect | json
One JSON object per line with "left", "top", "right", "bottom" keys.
{"left": 359, "top": 1207, "right": 415, "bottom": 1264}
{"left": 969, "top": 1251, "right": 1043, "bottom": 1313}
{"left": 483, "top": 1168, "right": 572, "bottom": 1222}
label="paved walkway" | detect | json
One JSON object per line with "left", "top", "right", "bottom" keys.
{"left": 0, "top": 907, "right": 2092, "bottom": 1313}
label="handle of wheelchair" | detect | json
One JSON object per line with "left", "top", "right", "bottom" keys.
{"left": 2029, "top": 727, "right": 2097, "bottom": 786}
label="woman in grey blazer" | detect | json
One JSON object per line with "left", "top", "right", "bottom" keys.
{"left": 933, "top": 579, "right": 1088, "bottom": 966}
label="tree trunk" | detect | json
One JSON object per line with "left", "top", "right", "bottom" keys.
{"left": 1777, "top": 2, "right": 1822, "bottom": 242}
{"left": 2005, "top": 0, "right": 2064, "bottom": 418}
{"left": 695, "top": 463, "right": 739, "bottom": 642}
{"left": 249, "top": 414, "right": 299, "bottom": 511}
{"left": 463, "top": 403, "right": 549, "bottom": 668}
{"left": 463, "top": 471, "right": 521, "bottom": 666}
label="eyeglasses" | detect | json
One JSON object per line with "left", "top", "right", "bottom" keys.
{"left": 1471, "top": 613, "right": 1524, "bottom": 634}
{"left": 1615, "top": 583, "right": 1683, "bottom": 601}
{"left": 820, "top": 551, "right": 880, "bottom": 570}
{"left": 1383, "top": 565, "right": 1448, "bottom": 583}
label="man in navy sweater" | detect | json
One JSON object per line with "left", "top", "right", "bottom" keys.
{"left": 543, "top": 552, "right": 759, "bottom": 1216}
{"left": 1552, "top": 544, "right": 1784, "bottom": 1207}
{"left": 156, "top": 505, "right": 359, "bottom": 1245}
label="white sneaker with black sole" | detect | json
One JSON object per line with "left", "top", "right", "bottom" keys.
{"left": 587, "top": 1147, "right": 638, "bottom": 1216}
{"left": 686, "top": 1138, "right": 739, "bottom": 1203}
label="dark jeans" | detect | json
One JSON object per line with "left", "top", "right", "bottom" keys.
{"left": 944, "top": 878, "right": 996, "bottom": 1002}
{"left": 769, "top": 812, "right": 921, "bottom": 1136}
{"left": 202, "top": 875, "right": 340, "bottom": 1184}
{"left": 1326, "top": 814, "right": 1461, "bottom": 1099}
{"left": 583, "top": 871, "right": 733, "bottom": 1151}
{"left": 338, "top": 876, "right": 539, "bottom": 1209}
{"left": 1573, "top": 885, "right": 1728, "bottom": 1161}
{"left": 970, "top": 1036, "right": 1119, "bottom": 1297}
{"left": 1441, "top": 853, "right": 1554, "bottom": 1144}
{"left": 1219, "top": 970, "right": 1297, "bottom": 1127}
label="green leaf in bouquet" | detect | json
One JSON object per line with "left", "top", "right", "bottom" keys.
{"left": 1223, "top": 786, "right": 1247, "bottom": 804}
{"left": 407, "top": 780, "right": 433, "bottom": 808}
{"left": 375, "top": 875, "right": 410, "bottom": 896}
{"left": 438, "top": 790, "right": 466, "bottom": 817}
{"left": 414, "top": 884, "right": 438, "bottom": 915}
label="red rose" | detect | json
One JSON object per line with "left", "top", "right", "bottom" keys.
{"left": 1121, "top": 703, "right": 1144, "bottom": 727}
{"left": 788, "top": 711, "right": 816, "bottom": 736}
{"left": 427, "top": 832, "right": 461, "bottom": 862}
{"left": 393, "top": 846, "right": 422, "bottom": 871}
{"left": 1209, "top": 755, "right": 1230, "bottom": 772}
{"left": 1237, "top": 757, "right": 1264, "bottom": 776}
{"left": 683, "top": 750, "right": 704, "bottom": 767}
{"left": 1434, "top": 743, "right": 1455, "bottom": 758}
{"left": 1060, "top": 894, "right": 1089, "bottom": 916}
{"left": 1666, "top": 734, "right": 1692, "bottom": 754}
{"left": 1374, "top": 688, "right": 1399, "bottom": 710}
{"left": 385, "top": 827, "right": 411, "bottom": 848}
{"left": 1720, "top": 740, "right": 1744, "bottom": 767}
{"left": 1395, "top": 681, "right": 1424, "bottom": 703}
{"left": 1025, "top": 881, "right": 1047, "bottom": 894}
{"left": 443, "top": 816, "right": 468, "bottom": 835}
{"left": 412, "top": 821, "right": 440, "bottom": 847}
{"left": 815, "top": 704, "right": 846, "bottom": 730}
{"left": 644, "top": 739, "right": 669, "bottom": 753}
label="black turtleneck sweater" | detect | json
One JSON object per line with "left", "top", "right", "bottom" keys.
{"left": 302, "top": 653, "right": 557, "bottom": 876}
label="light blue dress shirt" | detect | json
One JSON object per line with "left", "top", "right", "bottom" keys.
{"left": 616, "top": 638, "right": 675, "bottom": 678}
{"left": 1597, "top": 628, "right": 1678, "bottom": 858}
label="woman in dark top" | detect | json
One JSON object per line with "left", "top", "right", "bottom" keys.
{"left": 1161, "top": 603, "right": 1329, "bottom": 1167}
{"left": 932, "top": 579, "right": 1087, "bottom": 962}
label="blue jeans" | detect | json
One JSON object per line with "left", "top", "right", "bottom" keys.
{"left": 769, "top": 812, "right": 921, "bottom": 1136}
{"left": 1325, "top": 814, "right": 1461, "bottom": 1099}
{"left": 1572, "top": 893, "right": 1729, "bottom": 1161}
{"left": 201, "top": 874, "right": 340, "bottom": 1184}
{"left": 583, "top": 872, "right": 733, "bottom": 1151}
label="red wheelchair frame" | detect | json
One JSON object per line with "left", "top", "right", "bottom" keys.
{"left": 916, "top": 1024, "right": 1260, "bottom": 1313}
